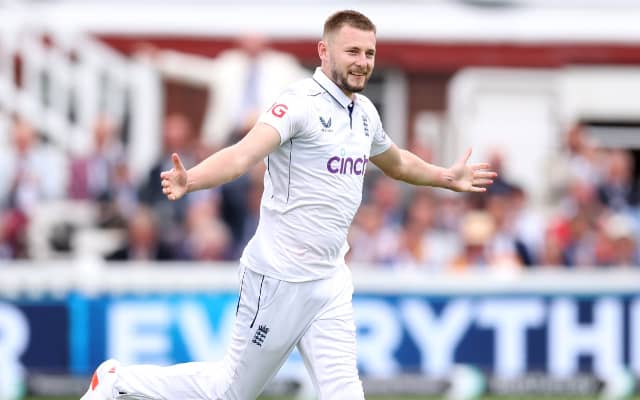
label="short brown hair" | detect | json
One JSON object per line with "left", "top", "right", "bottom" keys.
{"left": 323, "top": 10, "right": 376, "bottom": 38}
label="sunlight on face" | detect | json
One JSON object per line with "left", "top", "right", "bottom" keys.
{"left": 323, "top": 25, "right": 376, "bottom": 96}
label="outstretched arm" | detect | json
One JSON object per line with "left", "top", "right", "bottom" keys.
{"left": 370, "top": 144, "right": 496, "bottom": 192}
{"left": 160, "top": 123, "right": 281, "bottom": 200}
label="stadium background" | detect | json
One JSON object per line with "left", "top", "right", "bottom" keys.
{"left": 1, "top": 0, "right": 640, "bottom": 399}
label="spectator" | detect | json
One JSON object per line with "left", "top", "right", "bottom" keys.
{"left": 485, "top": 191, "right": 528, "bottom": 267}
{"left": 106, "top": 205, "right": 174, "bottom": 261}
{"left": 0, "top": 116, "right": 68, "bottom": 214}
{"left": 449, "top": 211, "right": 497, "bottom": 271}
{"left": 485, "top": 147, "right": 518, "bottom": 196}
{"left": 547, "top": 122, "right": 604, "bottom": 202}
{"left": 68, "top": 114, "right": 125, "bottom": 201}
{"left": 510, "top": 185, "right": 545, "bottom": 265}
{"left": 347, "top": 202, "right": 398, "bottom": 265}
{"left": 434, "top": 191, "right": 467, "bottom": 232}
{"left": 0, "top": 209, "right": 27, "bottom": 259}
{"left": 597, "top": 149, "right": 639, "bottom": 212}
{"left": 555, "top": 177, "right": 604, "bottom": 267}
{"left": 139, "top": 113, "right": 197, "bottom": 205}
{"left": 98, "top": 158, "right": 139, "bottom": 229}
{"left": 449, "top": 210, "right": 521, "bottom": 272}
{"left": 179, "top": 192, "right": 230, "bottom": 261}
{"left": 600, "top": 213, "right": 639, "bottom": 267}
{"left": 0, "top": 116, "right": 68, "bottom": 258}
{"left": 366, "top": 172, "right": 404, "bottom": 228}
{"left": 67, "top": 114, "right": 136, "bottom": 228}
{"left": 564, "top": 209, "right": 599, "bottom": 268}
{"left": 538, "top": 218, "right": 571, "bottom": 267}
{"left": 185, "top": 219, "right": 233, "bottom": 262}
{"left": 391, "top": 190, "right": 458, "bottom": 270}
{"left": 558, "top": 176, "right": 605, "bottom": 223}
{"left": 138, "top": 112, "right": 200, "bottom": 244}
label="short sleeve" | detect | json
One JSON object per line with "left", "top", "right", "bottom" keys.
{"left": 369, "top": 117, "right": 393, "bottom": 157}
{"left": 257, "top": 90, "right": 308, "bottom": 144}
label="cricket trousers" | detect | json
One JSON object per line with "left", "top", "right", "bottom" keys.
{"left": 112, "top": 264, "right": 365, "bottom": 400}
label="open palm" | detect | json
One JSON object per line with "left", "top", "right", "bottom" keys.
{"left": 446, "top": 148, "right": 497, "bottom": 193}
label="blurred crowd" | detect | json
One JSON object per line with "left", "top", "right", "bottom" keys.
{"left": 2, "top": 110, "right": 639, "bottom": 271}
{"left": 350, "top": 124, "right": 640, "bottom": 271}
{"left": 1, "top": 35, "right": 639, "bottom": 271}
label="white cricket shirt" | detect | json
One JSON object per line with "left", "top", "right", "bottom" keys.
{"left": 240, "top": 68, "right": 393, "bottom": 282}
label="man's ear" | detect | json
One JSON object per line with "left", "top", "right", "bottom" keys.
{"left": 318, "top": 40, "right": 328, "bottom": 63}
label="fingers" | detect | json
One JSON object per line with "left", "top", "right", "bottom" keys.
{"left": 160, "top": 173, "right": 178, "bottom": 200}
{"left": 160, "top": 174, "right": 171, "bottom": 192}
{"left": 162, "top": 185, "right": 179, "bottom": 201}
{"left": 470, "top": 163, "right": 491, "bottom": 171}
{"left": 157, "top": 154, "right": 186, "bottom": 202}
{"left": 172, "top": 153, "right": 185, "bottom": 171}
{"left": 457, "top": 148, "right": 473, "bottom": 165}
{"left": 161, "top": 180, "right": 172, "bottom": 195}
{"left": 473, "top": 178, "right": 494, "bottom": 186}
{"left": 474, "top": 171, "right": 497, "bottom": 179}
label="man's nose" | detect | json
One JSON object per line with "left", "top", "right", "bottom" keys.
{"left": 355, "top": 53, "right": 368, "bottom": 66}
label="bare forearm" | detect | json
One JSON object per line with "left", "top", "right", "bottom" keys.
{"left": 373, "top": 144, "right": 493, "bottom": 194}
{"left": 185, "top": 123, "right": 280, "bottom": 193}
{"left": 186, "top": 145, "right": 251, "bottom": 193}
{"left": 394, "top": 150, "right": 453, "bottom": 189}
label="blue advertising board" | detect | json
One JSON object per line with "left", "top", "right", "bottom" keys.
{"left": 2, "top": 292, "right": 639, "bottom": 380}
{"left": 0, "top": 301, "right": 68, "bottom": 372}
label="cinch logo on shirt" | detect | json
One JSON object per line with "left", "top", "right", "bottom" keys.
{"left": 326, "top": 155, "right": 368, "bottom": 175}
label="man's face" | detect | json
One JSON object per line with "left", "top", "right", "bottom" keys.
{"left": 321, "top": 25, "right": 376, "bottom": 95}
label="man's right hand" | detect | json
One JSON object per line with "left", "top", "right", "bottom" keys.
{"left": 160, "top": 153, "right": 188, "bottom": 201}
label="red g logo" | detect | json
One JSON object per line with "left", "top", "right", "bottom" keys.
{"left": 271, "top": 103, "right": 288, "bottom": 118}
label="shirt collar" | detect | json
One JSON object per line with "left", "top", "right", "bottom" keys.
{"left": 313, "top": 67, "right": 354, "bottom": 110}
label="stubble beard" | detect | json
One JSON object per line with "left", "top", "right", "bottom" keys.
{"left": 331, "top": 68, "right": 368, "bottom": 94}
